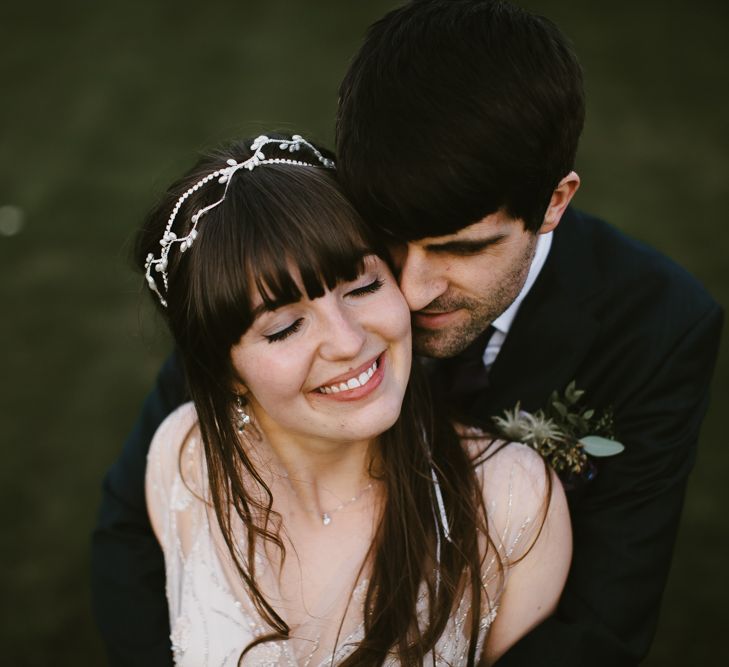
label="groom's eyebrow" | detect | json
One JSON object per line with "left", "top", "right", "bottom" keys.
{"left": 424, "top": 233, "right": 507, "bottom": 254}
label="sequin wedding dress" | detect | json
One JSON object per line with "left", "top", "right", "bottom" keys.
{"left": 146, "top": 404, "right": 543, "bottom": 666}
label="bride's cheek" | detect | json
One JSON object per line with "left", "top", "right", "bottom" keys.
{"left": 394, "top": 298, "right": 413, "bottom": 338}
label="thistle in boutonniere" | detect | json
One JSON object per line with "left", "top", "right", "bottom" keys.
{"left": 492, "top": 381, "right": 624, "bottom": 485}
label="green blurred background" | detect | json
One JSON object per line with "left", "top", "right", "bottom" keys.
{"left": 1, "top": 0, "right": 726, "bottom": 664}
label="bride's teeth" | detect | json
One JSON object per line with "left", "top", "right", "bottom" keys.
{"left": 319, "top": 357, "right": 380, "bottom": 394}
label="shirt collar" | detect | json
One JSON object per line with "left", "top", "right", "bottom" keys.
{"left": 491, "top": 231, "right": 553, "bottom": 336}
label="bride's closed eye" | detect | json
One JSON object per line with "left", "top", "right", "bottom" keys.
{"left": 263, "top": 277, "right": 385, "bottom": 344}
{"left": 264, "top": 318, "right": 304, "bottom": 343}
{"left": 346, "top": 277, "right": 384, "bottom": 297}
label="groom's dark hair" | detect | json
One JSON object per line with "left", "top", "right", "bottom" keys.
{"left": 336, "top": 0, "right": 585, "bottom": 237}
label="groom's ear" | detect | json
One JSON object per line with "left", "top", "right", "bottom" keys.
{"left": 539, "top": 171, "right": 581, "bottom": 234}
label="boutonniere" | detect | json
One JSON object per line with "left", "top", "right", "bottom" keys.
{"left": 491, "top": 381, "right": 624, "bottom": 486}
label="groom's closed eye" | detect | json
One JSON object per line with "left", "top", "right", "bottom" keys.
{"left": 425, "top": 234, "right": 507, "bottom": 256}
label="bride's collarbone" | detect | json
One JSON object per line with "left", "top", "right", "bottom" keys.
{"left": 279, "top": 507, "right": 376, "bottom": 567}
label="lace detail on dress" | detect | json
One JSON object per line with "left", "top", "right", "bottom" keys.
{"left": 146, "top": 404, "right": 542, "bottom": 666}
{"left": 170, "top": 614, "right": 190, "bottom": 660}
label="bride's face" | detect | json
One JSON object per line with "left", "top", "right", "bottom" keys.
{"left": 231, "top": 255, "right": 412, "bottom": 447}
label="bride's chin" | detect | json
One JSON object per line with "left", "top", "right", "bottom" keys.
{"left": 363, "top": 401, "right": 405, "bottom": 440}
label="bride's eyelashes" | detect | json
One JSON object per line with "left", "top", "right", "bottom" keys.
{"left": 346, "top": 277, "right": 384, "bottom": 297}
{"left": 263, "top": 278, "right": 385, "bottom": 344}
{"left": 265, "top": 318, "right": 304, "bottom": 343}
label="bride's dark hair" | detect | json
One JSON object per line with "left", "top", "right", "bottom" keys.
{"left": 136, "top": 135, "right": 502, "bottom": 665}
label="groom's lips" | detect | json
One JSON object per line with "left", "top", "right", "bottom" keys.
{"left": 412, "top": 310, "right": 462, "bottom": 329}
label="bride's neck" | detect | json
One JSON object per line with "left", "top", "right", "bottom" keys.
{"left": 246, "top": 423, "right": 379, "bottom": 507}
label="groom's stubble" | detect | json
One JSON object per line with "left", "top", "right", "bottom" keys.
{"left": 411, "top": 232, "right": 538, "bottom": 360}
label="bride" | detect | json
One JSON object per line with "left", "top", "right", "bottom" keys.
{"left": 138, "top": 133, "right": 570, "bottom": 666}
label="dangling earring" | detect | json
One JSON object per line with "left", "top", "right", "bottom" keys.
{"left": 234, "top": 395, "right": 251, "bottom": 433}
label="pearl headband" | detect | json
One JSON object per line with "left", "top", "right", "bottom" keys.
{"left": 144, "top": 134, "right": 335, "bottom": 307}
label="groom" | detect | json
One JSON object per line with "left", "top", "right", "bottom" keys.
{"left": 333, "top": 1, "right": 720, "bottom": 664}
{"left": 92, "top": 1, "right": 722, "bottom": 665}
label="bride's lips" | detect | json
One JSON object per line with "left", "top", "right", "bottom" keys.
{"left": 412, "top": 310, "right": 462, "bottom": 329}
{"left": 312, "top": 353, "right": 385, "bottom": 402}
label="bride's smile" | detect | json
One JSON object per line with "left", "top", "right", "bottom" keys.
{"left": 313, "top": 352, "right": 382, "bottom": 397}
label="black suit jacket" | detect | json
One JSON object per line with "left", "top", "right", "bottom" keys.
{"left": 91, "top": 208, "right": 722, "bottom": 666}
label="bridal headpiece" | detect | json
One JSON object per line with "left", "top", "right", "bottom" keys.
{"left": 144, "top": 134, "right": 335, "bottom": 307}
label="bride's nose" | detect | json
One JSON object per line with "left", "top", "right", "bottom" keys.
{"left": 317, "top": 302, "right": 366, "bottom": 361}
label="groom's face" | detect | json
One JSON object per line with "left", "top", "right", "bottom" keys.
{"left": 389, "top": 210, "right": 539, "bottom": 358}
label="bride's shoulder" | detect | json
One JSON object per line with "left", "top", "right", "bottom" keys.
{"left": 146, "top": 402, "right": 201, "bottom": 491}
{"left": 146, "top": 402, "right": 206, "bottom": 547}
{"left": 458, "top": 424, "right": 548, "bottom": 489}
{"left": 458, "top": 425, "right": 555, "bottom": 556}
{"left": 148, "top": 402, "right": 199, "bottom": 460}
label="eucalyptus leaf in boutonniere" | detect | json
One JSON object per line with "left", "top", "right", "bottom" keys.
{"left": 491, "top": 381, "right": 624, "bottom": 486}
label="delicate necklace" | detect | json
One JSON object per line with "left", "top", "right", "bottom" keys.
{"left": 242, "top": 429, "right": 377, "bottom": 526}
{"left": 286, "top": 479, "right": 375, "bottom": 526}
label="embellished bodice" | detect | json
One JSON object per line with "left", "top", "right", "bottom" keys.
{"left": 146, "top": 404, "right": 539, "bottom": 666}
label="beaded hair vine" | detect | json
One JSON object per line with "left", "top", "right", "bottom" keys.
{"left": 144, "top": 134, "right": 336, "bottom": 307}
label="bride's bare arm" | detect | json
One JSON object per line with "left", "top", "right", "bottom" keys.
{"left": 478, "top": 443, "right": 572, "bottom": 665}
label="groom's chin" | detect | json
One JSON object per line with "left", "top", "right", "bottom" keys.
{"left": 412, "top": 326, "right": 473, "bottom": 359}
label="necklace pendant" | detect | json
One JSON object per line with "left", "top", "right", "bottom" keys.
{"left": 322, "top": 513, "right": 332, "bottom": 526}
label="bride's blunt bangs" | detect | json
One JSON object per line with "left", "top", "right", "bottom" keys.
{"left": 241, "top": 165, "right": 372, "bottom": 318}
{"left": 185, "top": 162, "right": 373, "bottom": 351}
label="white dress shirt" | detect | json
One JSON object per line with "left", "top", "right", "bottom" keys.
{"left": 482, "top": 231, "right": 553, "bottom": 370}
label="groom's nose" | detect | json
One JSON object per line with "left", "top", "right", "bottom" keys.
{"left": 396, "top": 245, "right": 448, "bottom": 312}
